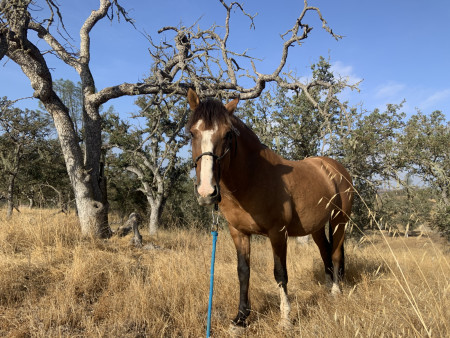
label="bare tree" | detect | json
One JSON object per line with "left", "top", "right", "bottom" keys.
{"left": 105, "top": 95, "right": 189, "bottom": 235}
{"left": 0, "top": 0, "right": 355, "bottom": 237}
{"left": 240, "top": 57, "right": 353, "bottom": 161}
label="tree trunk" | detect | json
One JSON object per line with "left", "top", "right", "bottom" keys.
{"left": 49, "top": 99, "right": 110, "bottom": 237}
{"left": 148, "top": 198, "right": 163, "bottom": 236}
{"left": 1, "top": 3, "right": 111, "bottom": 238}
{"left": 30, "top": 95, "right": 110, "bottom": 236}
{"left": 17, "top": 66, "right": 109, "bottom": 236}
{"left": 6, "top": 172, "right": 15, "bottom": 218}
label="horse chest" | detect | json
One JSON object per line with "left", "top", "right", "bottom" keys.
{"left": 220, "top": 196, "right": 292, "bottom": 235}
{"left": 221, "top": 208, "right": 262, "bottom": 234}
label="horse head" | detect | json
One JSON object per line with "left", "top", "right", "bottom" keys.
{"left": 187, "top": 88, "right": 239, "bottom": 206}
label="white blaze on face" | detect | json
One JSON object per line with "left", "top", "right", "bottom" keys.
{"left": 194, "top": 120, "right": 218, "bottom": 197}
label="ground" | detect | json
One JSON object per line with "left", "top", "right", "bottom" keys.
{"left": 0, "top": 209, "right": 448, "bottom": 337}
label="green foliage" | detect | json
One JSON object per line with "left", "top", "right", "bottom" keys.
{"left": 53, "top": 79, "right": 83, "bottom": 138}
{"left": 432, "top": 203, "right": 450, "bottom": 239}
{"left": 0, "top": 97, "right": 72, "bottom": 210}
{"left": 400, "top": 111, "right": 449, "bottom": 200}
{"left": 398, "top": 110, "right": 450, "bottom": 237}
{"left": 0, "top": 97, "right": 58, "bottom": 212}
{"left": 273, "top": 88, "right": 324, "bottom": 159}
{"left": 160, "top": 164, "right": 211, "bottom": 228}
{"left": 31, "top": 139, "right": 72, "bottom": 208}
{"left": 239, "top": 91, "right": 278, "bottom": 150}
{"left": 333, "top": 103, "right": 406, "bottom": 229}
{"left": 378, "top": 188, "right": 434, "bottom": 233}
{"left": 103, "top": 94, "right": 190, "bottom": 232}
{"left": 106, "top": 163, "right": 148, "bottom": 220}
{"left": 239, "top": 56, "right": 347, "bottom": 160}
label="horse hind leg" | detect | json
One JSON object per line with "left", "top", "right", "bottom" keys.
{"left": 311, "top": 228, "right": 333, "bottom": 286}
{"left": 329, "top": 213, "right": 347, "bottom": 295}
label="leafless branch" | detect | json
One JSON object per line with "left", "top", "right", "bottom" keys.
{"left": 88, "top": 0, "right": 357, "bottom": 125}
{"left": 0, "top": 0, "right": 356, "bottom": 235}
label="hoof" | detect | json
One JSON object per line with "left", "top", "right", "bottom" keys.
{"left": 228, "top": 323, "right": 246, "bottom": 337}
{"left": 331, "top": 283, "right": 341, "bottom": 296}
{"left": 278, "top": 318, "right": 293, "bottom": 331}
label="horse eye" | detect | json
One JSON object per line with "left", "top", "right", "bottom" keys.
{"left": 190, "top": 131, "right": 194, "bottom": 138}
{"left": 225, "top": 131, "right": 232, "bottom": 139}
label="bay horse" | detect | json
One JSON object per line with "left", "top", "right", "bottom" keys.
{"left": 186, "top": 89, "right": 353, "bottom": 329}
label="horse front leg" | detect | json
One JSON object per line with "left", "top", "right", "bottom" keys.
{"left": 269, "top": 227, "right": 292, "bottom": 329}
{"left": 229, "top": 226, "right": 251, "bottom": 327}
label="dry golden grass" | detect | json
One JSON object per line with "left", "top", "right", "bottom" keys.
{"left": 0, "top": 209, "right": 449, "bottom": 337}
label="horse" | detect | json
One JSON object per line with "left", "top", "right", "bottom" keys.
{"left": 186, "top": 89, "right": 354, "bottom": 329}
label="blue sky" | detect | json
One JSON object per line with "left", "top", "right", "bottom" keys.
{"left": 1, "top": 0, "right": 449, "bottom": 119}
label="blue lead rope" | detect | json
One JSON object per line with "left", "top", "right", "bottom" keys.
{"left": 206, "top": 230, "right": 218, "bottom": 338}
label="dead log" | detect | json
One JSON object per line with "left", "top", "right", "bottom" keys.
{"left": 114, "top": 212, "right": 143, "bottom": 248}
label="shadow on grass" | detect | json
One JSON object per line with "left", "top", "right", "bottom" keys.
{"left": 311, "top": 252, "right": 389, "bottom": 287}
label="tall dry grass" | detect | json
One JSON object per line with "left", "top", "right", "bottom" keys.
{"left": 0, "top": 208, "right": 449, "bottom": 337}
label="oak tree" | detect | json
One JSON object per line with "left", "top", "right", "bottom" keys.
{"left": 0, "top": 97, "right": 52, "bottom": 217}
{"left": 104, "top": 95, "right": 189, "bottom": 235}
{"left": 1, "top": 0, "right": 350, "bottom": 237}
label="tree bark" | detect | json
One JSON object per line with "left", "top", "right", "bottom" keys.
{"left": 148, "top": 198, "right": 163, "bottom": 236}
{"left": 41, "top": 90, "right": 110, "bottom": 237}
{"left": 126, "top": 163, "right": 166, "bottom": 236}
{"left": 6, "top": 172, "right": 16, "bottom": 218}
{"left": 5, "top": 143, "right": 20, "bottom": 218}
{"left": 28, "top": 197, "right": 34, "bottom": 209}
{"left": 0, "top": 0, "right": 111, "bottom": 237}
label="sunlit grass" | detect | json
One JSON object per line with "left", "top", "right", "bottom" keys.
{"left": 0, "top": 208, "right": 448, "bottom": 337}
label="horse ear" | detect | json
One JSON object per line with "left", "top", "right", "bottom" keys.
{"left": 225, "top": 98, "right": 239, "bottom": 115}
{"left": 187, "top": 88, "right": 200, "bottom": 111}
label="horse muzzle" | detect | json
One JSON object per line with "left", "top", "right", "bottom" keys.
{"left": 195, "top": 184, "right": 221, "bottom": 206}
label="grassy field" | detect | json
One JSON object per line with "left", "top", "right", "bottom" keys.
{"left": 0, "top": 209, "right": 448, "bottom": 337}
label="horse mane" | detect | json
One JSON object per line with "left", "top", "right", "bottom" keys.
{"left": 186, "top": 98, "right": 232, "bottom": 131}
{"left": 186, "top": 97, "right": 265, "bottom": 148}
